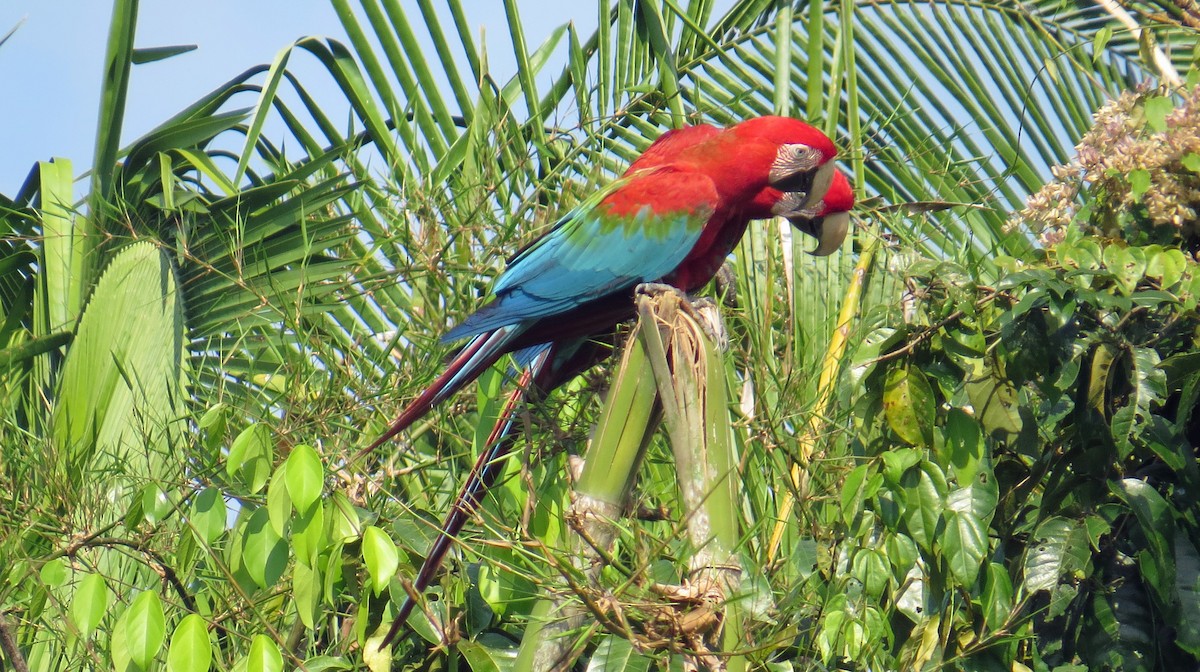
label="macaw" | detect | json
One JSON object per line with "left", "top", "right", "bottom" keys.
{"left": 368, "top": 117, "right": 850, "bottom": 645}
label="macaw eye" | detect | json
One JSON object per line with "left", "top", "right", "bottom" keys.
{"left": 769, "top": 143, "right": 824, "bottom": 191}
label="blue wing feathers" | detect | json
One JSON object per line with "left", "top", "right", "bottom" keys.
{"left": 444, "top": 168, "right": 718, "bottom": 344}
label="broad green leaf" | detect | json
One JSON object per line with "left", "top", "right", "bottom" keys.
{"left": 190, "top": 487, "right": 226, "bottom": 543}
{"left": 198, "top": 404, "right": 228, "bottom": 453}
{"left": 1175, "top": 535, "right": 1200, "bottom": 654}
{"left": 242, "top": 507, "right": 288, "bottom": 589}
{"left": 942, "top": 409, "right": 984, "bottom": 483}
{"left": 167, "top": 614, "right": 212, "bottom": 672}
{"left": 982, "top": 563, "right": 1013, "bottom": 633}
{"left": 362, "top": 526, "right": 399, "bottom": 596}
{"left": 141, "top": 483, "right": 172, "bottom": 526}
{"left": 285, "top": 444, "right": 323, "bottom": 515}
{"left": 458, "top": 634, "right": 519, "bottom": 672}
{"left": 1128, "top": 168, "right": 1151, "bottom": 200}
{"left": 118, "top": 590, "right": 166, "bottom": 670}
{"left": 960, "top": 356, "right": 1023, "bottom": 437}
{"left": 1104, "top": 245, "right": 1147, "bottom": 295}
{"left": 329, "top": 491, "right": 362, "bottom": 542}
{"left": 227, "top": 424, "right": 273, "bottom": 495}
{"left": 1143, "top": 96, "right": 1173, "bottom": 132}
{"left": 883, "top": 364, "right": 935, "bottom": 447}
{"left": 885, "top": 533, "right": 919, "bottom": 581}
{"left": 1111, "top": 478, "right": 1175, "bottom": 604}
{"left": 295, "top": 657, "right": 352, "bottom": 671}
{"left": 1111, "top": 348, "right": 1166, "bottom": 458}
{"left": 293, "top": 561, "right": 320, "bottom": 630}
{"left": 1092, "top": 26, "right": 1112, "bottom": 64}
{"left": 246, "top": 634, "right": 283, "bottom": 672}
{"left": 292, "top": 500, "right": 325, "bottom": 567}
{"left": 852, "top": 549, "right": 890, "bottom": 598}
{"left": 40, "top": 557, "right": 67, "bottom": 586}
{"left": 266, "top": 464, "right": 291, "bottom": 538}
{"left": 901, "top": 462, "right": 946, "bottom": 555}
{"left": 586, "top": 635, "right": 653, "bottom": 672}
{"left": 1023, "top": 517, "right": 1089, "bottom": 593}
{"left": 841, "top": 463, "right": 870, "bottom": 526}
{"left": 70, "top": 573, "right": 111, "bottom": 637}
{"left": 942, "top": 483, "right": 995, "bottom": 587}
{"left": 52, "top": 242, "right": 185, "bottom": 473}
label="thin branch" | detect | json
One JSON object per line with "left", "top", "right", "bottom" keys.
{"left": 0, "top": 610, "right": 29, "bottom": 672}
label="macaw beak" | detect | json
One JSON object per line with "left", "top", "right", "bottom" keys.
{"left": 790, "top": 209, "right": 849, "bottom": 257}
{"left": 768, "top": 158, "right": 837, "bottom": 209}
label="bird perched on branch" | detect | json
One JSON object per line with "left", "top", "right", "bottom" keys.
{"left": 365, "top": 117, "right": 853, "bottom": 646}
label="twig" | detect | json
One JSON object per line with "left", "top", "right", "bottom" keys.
{"left": 0, "top": 609, "right": 29, "bottom": 672}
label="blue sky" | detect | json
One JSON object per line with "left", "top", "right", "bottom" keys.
{"left": 0, "top": 1, "right": 595, "bottom": 195}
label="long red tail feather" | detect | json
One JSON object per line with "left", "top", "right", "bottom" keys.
{"left": 379, "top": 359, "right": 542, "bottom": 647}
{"left": 356, "top": 326, "right": 523, "bottom": 463}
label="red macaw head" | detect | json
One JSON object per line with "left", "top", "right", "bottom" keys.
{"left": 727, "top": 116, "right": 839, "bottom": 204}
{"left": 779, "top": 170, "right": 854, "bottom": 256}
{"left": 720, "top": 117, "right": 847, "bottom": 255}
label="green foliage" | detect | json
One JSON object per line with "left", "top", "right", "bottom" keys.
{"left": 826, "top": 233, "right": 1200, "bottom": 668}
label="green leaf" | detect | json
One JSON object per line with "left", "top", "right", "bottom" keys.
{"left": 1145, "top": 247, "right": 1187, "bottom": 288}
{"left": 1143, "top": 96, "right": 1174, "bottom": 133}
{"left": 293, "top": 561, "right": 320, "bottom": 630}
{"left": 329, "top": 491, "right": 362, "bottom": 542}
{"left": 1175, "top": 535, "right": 1200, "bottom": 654}
{"left": 1023, "top": 517, "right": 1089, "bottom": 593}
{"left": 942, "top": 481, "right": 996, "bottom": 587}
{"left": 1104, "top": 245, "right": 1147, "bottom": 295}
{"left": 1182, "top": 153, "right": 1200, "bottom": 173}
{"left": 848, "top": 327, "right": 902, "bottom": 389}
{"left": 246, "top": 634, "right": 283, "bottom": 672}
{"left": 293, "top": 657, "right": 351, "bottom": 671}
{"left": 586, "top": 635, "right": 653, "bottom": 672}
{"left": 901, "top": 462, "right": 946, "bottom": 555}
{"left": 1128, "top": 168, "right": 1152, "bottom": 200}
{"left": 266, "top": 464, "right": 291, "bottom": 538}
{"left": 141, "top": 483, "right": 172, "bottom": 526}
{"left": 52, "top": 242, "right": 185, "bottom": 470}
{"left": 982, "top": 562, "right": 1013, "bottom": 633}
{"left": 458, "top": 634, "right": 518, "bottom": 672}
{"left": 40, "top": 557, "right": 67, "bottom": 586}
{"left": 132, "top": 44, "right": 198, "bottom": 64}
{"left": 292, "top": 500, "right": 326, "bottom": 568}
{"left": 362, "top": 526, "right": 400, "bottom": 596}
{"left": 1111, "top": 478, "right": 1175, "bottom": 604}
{"left": 1111, "top": 348, "right": 1166, "bottom": 458}
{"left": 285, "top": 444, "right": 323, "bottom": 515}
{"left": 227, "top": 424, "right": 273, "bottom": 495}
{"left": 883, "top": 364, "right": 936, "bottom": 447}
{"left": 851, "top": 549, "right": 890, "bottom": 598}
{"left": 885, "top": 533, "right": 919, "bottom": 580}
{"left": 841, "top": 463, "right": 870, "bottom": 526}
{"left": 70, "top": 573, "right": 111, "bottom": 637}
{"left": 190, "top": 487, "right": 226, "bottom": 544}
{"left": 942, "top": 409, "right": 984, "bottom": 483}
{"left": 242, "top": 507, "right": 288, "bottom": 589}
{"left": 198, "top": 404, "right": 228, "bottom": 453}
{"left": 167, "top": 614, "right": 212, "bottom": 672}
{"left": 1092, "top": 26, "right": 1112, "bottom": 64}
{"left": 118, "top": 590, "right": 166, "bottom": 670}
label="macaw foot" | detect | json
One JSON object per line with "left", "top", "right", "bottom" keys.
{"left": 634, "top": 283, "right": 728, "bottom": 350}
{"left": 714, "top": 262, "right": 738, "bottom": 308}
{"left": 635, "top": 281, "right": 690, "bottom": 301}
